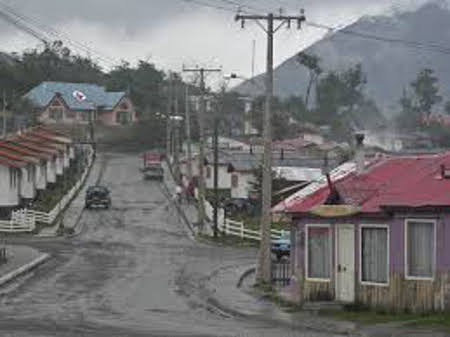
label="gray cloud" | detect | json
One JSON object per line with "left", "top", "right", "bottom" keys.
{"left": 0, "top": 0, "right": 438, "bottom": 80}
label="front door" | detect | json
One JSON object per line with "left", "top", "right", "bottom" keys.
{"left": 336, "top": 225, "right": 355, "bottom": 303}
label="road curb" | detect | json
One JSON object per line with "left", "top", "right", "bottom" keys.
{"left": 207, "top": 264, "right": 359, "bottom": 336}
{"left": 0, "top": 253, "right": 50, "bottom": 288}
{"left": 161, "top": 162, "right": 196, "bottom": 237}
{"left": 236, "top": 266, "right": 256, "bottom": 288}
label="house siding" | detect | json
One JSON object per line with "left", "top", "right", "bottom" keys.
{"left": 35, "top": 162, "right": 47, "bottom": 190}
{"left": 0, "top": 166, "right": 19, "bottom": 207}
{"left": 293, "top": 213, "right": 450, "bottom": 312}
{"left": 20, "top": 165, "right": 36, "bottom": 200}
{"left": 231, "top": 172, "right": 254, "bottom": 199}
{"left": 47, "top": 158, "right": 57, "bottom": 183}
{"left": 204, "top": 165, "right": 231, "bottom": 190}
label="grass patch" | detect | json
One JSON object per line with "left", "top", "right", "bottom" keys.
{"left": 320, "top": 304, "right": 450, "bottom": 330}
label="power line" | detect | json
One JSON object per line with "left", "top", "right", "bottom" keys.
{"left": 306, "top": 20, "right": 450, "bottom": 55}
{"left": 0, "top": 1, "right": 119, "bottom": 67}
{"left": 178, "top": 0, "right": 239, "bottom": 13}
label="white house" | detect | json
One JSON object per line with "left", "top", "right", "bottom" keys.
{"left": 0, "top": 142, "right": 49, "bottom": 191}
{"left": 0, "top": 161, "right": 21, "bottom": 207}
{"left": 11, "top": 141, "right": 58, "bottom": 184}
{"left": 230, "top": 170, "right": 255, "bottom": 199}
{"left": 204, "top": 161, "right": 232, "bottom": 191}
{"left": 0, "top": 149, "right": 39, "bottom": 200}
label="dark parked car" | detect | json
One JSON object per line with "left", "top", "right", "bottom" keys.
{"left": 85, "top": 185, "right": 111, "bottom": 209}
{"left": 271, "top": 232, "right": 291, "bottom": 261}
{"left": 223, "top": 198, "right": 255, "bottom": 216}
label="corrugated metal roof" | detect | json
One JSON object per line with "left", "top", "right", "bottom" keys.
{"left": 0, "top": 148, "right": 39, "bottom": 165}
{"left": 16, "top": 135, "right": 66, "bottom": 152}
{"left": 0, "top": 142, "right": 52, "bottom": 160}
{"left": 273, "top": 166, "right": 323, "bottom": 182}
{"left": 10, "top": 140, "right": 59, "bottom": 156}
{"left": 19, "top": 133, "right": 66, "bottom": 151}
{"left": 284, "top": 152, "right": 450, "bottom": 214}
{"left": 25, "top": 81, "right": 125, "bottom": 111}
{"left": 31, "top": 128, "right": 72, "bottom": 144}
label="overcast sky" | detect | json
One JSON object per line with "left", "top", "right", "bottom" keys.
{"left": 0, "top": 0, "right": 433, "bottom": 85}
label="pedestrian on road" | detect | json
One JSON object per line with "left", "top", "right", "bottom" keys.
{"left": 173, "top": 184, "right": 183, "bottom": 204}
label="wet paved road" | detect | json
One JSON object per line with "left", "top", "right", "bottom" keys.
{"left": 0, "top": 153, "right": 345, "bottom": 337}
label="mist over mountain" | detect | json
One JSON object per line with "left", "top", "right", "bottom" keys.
{"left": 235, "top": 2, "right": 450, "bottom": 117}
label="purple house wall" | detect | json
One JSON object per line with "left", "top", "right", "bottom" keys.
{"left": 291, "top": 212, "right": 450, "bottom": 312}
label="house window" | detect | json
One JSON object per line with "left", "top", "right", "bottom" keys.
{"left": 231, "top": 174, "right": 239, "bottom": 188}
{"left": 206, "top": 166, "right": 211, "bottom": 179}
{"left": 49, "top": 108, "right": 63, "bottom": 120}
{"left": 306, "top": 225, "right": 331, "bottom": 280}
{"left": 360, "top": 226, "right": 389, "bottom": 285}
{"left": 116, "top": 111, "right": 130, "bottom": 124}
{"left": 406, "top": 220, "right": 436, "bottom": 280}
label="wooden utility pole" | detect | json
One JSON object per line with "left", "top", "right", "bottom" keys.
{"left": 2, "top": 90, "right": 6, "bottom": 139}
{"left": 166, "top": 73, "right": 173, "bottom": 162}
{"left": 212, "top": 86, "right": 226, "bottom": 238}
{"left": 173, "top": 81, "right": 181, "bottom": 183}
{"left": 182, "top": 66, "right": 221, "bottom": 229}
{"left": 184, "top": 84, "right": 193, "bottom": 183}
{"left": 235, "top": 11, "right": 306, "bottom": 284}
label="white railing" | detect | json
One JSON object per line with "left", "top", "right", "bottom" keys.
{"left": 219, "top": 219, "right": 287, "bottom": 241}
{"left": 203, "top": 199, "right": 287, "bottom": 241}
{"left": 0, "top": 148, "right": 94, "bottom": 233}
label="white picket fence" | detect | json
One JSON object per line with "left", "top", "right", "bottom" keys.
{"left": 0, "top": 149, "right": 94, "bottom": 233}
{"left": 220, "top": 219, "right": 287, "bottom": 241}
{"left": 203, "top": 200, "right": 287, "bottom": 241}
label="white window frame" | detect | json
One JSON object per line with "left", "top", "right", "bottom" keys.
{"left": 404, "top": 218, "right": 436, "bottom": 281}
{"left": 305, "top": 224, "right": 332, "bottom": 282}
{"left": 359, "top": 224, "right": 390, "bottom": 287}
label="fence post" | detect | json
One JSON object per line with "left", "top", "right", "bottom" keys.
{"left": 240, "top": 222, "right": 244, "bottom": 239}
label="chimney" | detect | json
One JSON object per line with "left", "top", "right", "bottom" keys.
{"left": 355, "top": 132, "right": 365, "bottom": 174}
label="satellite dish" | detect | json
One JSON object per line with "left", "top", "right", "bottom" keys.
{"left": 73, "top": 90, "right": 87, "bottom": 102}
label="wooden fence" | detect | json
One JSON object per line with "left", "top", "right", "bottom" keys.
{"left": 203, "top": 199, "right": 286, "bottom": 241}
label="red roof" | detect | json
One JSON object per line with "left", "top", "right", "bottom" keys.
{"left": 29, "top": 129, "right": 71, "bottom": 144}
{"left": 0, "top": 142, "right": 52, "bottom": 160}
{"left": 16, "top": 135, "right": 65, "bottom": 152}
{"left": 10, "top": 140, "right": 59, "bottom": 156}
{"left": 0, "top": 157, "right": 25, "bottom": 168}
{"left": 287, "top": 152, "right": 450, "bottom": 214}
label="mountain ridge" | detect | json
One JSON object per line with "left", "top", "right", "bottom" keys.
{"left": 234, "top": 2, "right": 450, "bottom": 116}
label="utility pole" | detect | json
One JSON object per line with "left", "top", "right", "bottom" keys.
{"left": 173, "top": 81, "right": 181, "bottom": 183}
{"left": 212, "top": 86, "right": 225, "bottom": 238}
{"left": 2, "top": 90, "right": 6, "bottom": 139}
{"left": 235, "top": 11, "right": 306, "bottom": 284}
{"left": 184, "top": 84, "right": 193, "bottom": 183}
{"left": 166, "top": 73, "right": 173, "bottom": 162}
{"left": 183, "top": 66, "right": 221, "bottom": 229}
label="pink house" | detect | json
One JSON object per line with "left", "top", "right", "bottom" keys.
{"left": 25, "top": 82, "right": 137, "bottom": 126}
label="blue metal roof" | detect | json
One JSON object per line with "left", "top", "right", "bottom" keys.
{"left": 25, "top": 81, "right": 126, "bottom": 111}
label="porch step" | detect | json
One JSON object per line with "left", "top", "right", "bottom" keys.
{"left": 302, "top": 301, "right": 344, "bottom": 312}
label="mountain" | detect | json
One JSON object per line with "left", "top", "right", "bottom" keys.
{"left": 234, "top": 2, "right": 450, "bottom": 116}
